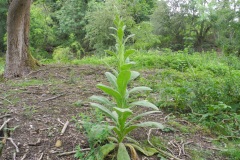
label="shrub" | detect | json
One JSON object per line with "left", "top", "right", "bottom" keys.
{"left": 52, "top": 47, "right": 73, "bottom": 62}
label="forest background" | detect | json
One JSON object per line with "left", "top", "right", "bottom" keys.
{"left": 0, "top": 0, "right": 240, "bottom": 159}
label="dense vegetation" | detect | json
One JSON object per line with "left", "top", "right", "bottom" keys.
{"left": 0, "top": 0, "right": 240, "bottom": 159}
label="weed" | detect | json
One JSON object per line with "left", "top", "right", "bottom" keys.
{"left": 8, "top": 79, "right": 46, "bottom": 87}
{"left": 0, "top": 108, "right": 9, "bottom": 114}
{"left": 86, "top": 16, "right": 164, "bottom": 159}
{"left": 74, "top": 109, "right": 110, "bottom": 159}
{"left": 167, "top": 121, "right": 193, "bottom": 133}
{"left": 74, "top": 145, "right": 84, "bottom": 159}
{"left": 73, "top": 100, "right": 83, "bottom": 107}
{"left": 23, "top": 104, "right": 37, "bottom": 119}
{"left": 0, "top": 58, "right": 4, "bottom": 75}
{"left": 67, "top": 70, "right": 77, "bottom": 84}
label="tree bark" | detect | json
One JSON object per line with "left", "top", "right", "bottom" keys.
{"left": 4, "top": 0, "right": 39, "bottom": 78}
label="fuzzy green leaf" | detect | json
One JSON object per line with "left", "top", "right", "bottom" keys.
{"left": 117, "top": 70, "right": 131, "bottom": 96}
{"left": 113, "top": 107, "right": 133, "bottom": 115}
{"left": 129, "top": 86, "right": 152, "bottom": 94}
{"left": 124, "top": 34, "right": 135, "bottom": 45}
{"left": 130, "top": 100, "right": 159, "bottom": 110}
{"left": 124, "top": 49, "right": 135, "bottom": 60}
{"left": 117, "top": 143, "right": 131, "bottom": 160}
{"left": 130, "top": 71, "right": 140, "bottom": 81}
{"left": 118, "top": 28, "right": 124, "bottom": 42}
{"left": 89, "top": 95, "right": 113, "bottom": 107}
{"left": 126, "top": 111, "right": 161, "bottom": 127}
{"left": 110, "top": 33, "right": 118, "bottom": 40}
{"left": 109, "top": 27, "right": 117, "bottom": 31}
{"left": 112, "top": 127, "right": 122, "bottom": 140}
{"left": 120, "top": 63, "right": 134, "bottom": 71}
{"left": 136, "top": 122, "right": 164, "bottom": 129}
{"left": 90, "top": 103, "right": 117, "bottom": 122}
{"left": 128, "top": 143, "right": 158, "bottom": 156}
{"left": 105, "top": 72, "right": 117, "bottom": 89}
{"left": 122, "top": 125, "right": 138, "bottom": 137}
{"left": 105, "top": 50, "right": 117, "bottom": 57}
{"left": 96, "top": 143, "right": 117, "bottom": 160}
{"left": 97, "top": 84, "right": 122, "bottom": 105}
{"left": 113, "top": 107, "right": 133, "bottom": 128}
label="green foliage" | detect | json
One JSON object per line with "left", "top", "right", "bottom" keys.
{"left": 88, "top": 16, "right": 164, "bottom": 159}
{"left": 0, "top": 57, "right": 4, "bottom": 75}
{"left": 30, "top": 2, "right": 56, "bottom": 59}
{"left": 130, "top": 21, "right": 160, "bottom": 50}
{"left": 23, "top": 105, "right": 37, "bottom": 119}
{"left": 84, "top": 0, "right": 135, "bottom": 54}
{"left": 52, "top": 47, "right": 73, "bottom": 62}
{"left": 212, "top": 0, "right": 240, "bottom": 55}
{"left": 55, "top": 0, "right": 87, "bottom": 36}
{"left": 74, "top": 110, "right": 110, "bottom": 160}
{"left": 0, "top": 0, "right": 7, "bottom": 54}
{"left": 201, "top": 102, "right": 239, "bottom": 135}
{"left": 134, "top": 50, "right": 240, "bottom": 136}
{"left": 221, "top": 140, "right": 240, "bottom": 160}
{"left": 150, "top": 0, "right": 186, "bottom": 50}
{"left": 125, "top": 0, "right": 158, "bottom": 23}
{"left": 74, "top": 145, "right": 84, "bottom": 159}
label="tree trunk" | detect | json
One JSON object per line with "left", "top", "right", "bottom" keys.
{"left": 4, "top": 0, "right": 39, "bottom": 78}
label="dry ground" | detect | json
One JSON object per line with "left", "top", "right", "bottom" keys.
{"left": 0, "top": 65, "right": 225, "bottom": 160}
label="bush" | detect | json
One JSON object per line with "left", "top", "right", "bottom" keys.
{"left": 134, "top": 50, "right": 240, "bottom": 135}
{"left": 52, "top": 47, "right": 73, "bottom": 62}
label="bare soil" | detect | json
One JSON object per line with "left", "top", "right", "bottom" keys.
{"left": 0, "top": 65, "right": 225, "bottom": 160}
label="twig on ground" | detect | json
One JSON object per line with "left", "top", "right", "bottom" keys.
{"left": 147, "top": 128, "right": 183, "bottom": 160}
{"left": 38, "top": 152, "right": 44, "bottom": 160}
{"left": 13, "top": 152, "right": 16, "bottom": 160}
{"left": 25, "top": 69, "right": 45, "bottom": 77}
{"left": 20, "top": 153, "right": 27, "bottom": 160}
{"left": 0, "top": 114, "right": 11, "bottom": 119}
{"left": 57, "top": 148, "right": 91, "bottom": 157}
{"left": 173, "top": 141, "right": 182, "bottom": 156}
{"left": 207, "top": 147, "right": 225, "bottom": 151}
{"left": 178, "top": 120, "right": 191, "bottom": 125}
{"left": 164, "top": 113, "right": 172, "bottom": 122}
{"left": 0, "top": 97, "right": 12, "bottom": 105}
{"left": 0, "top": 118, "right": 13, "bottom": 131}
{"left": 3, "top": 117, "right": 8, "bottom": 140}
{"left": 57, "top": 118, "right": 64, "bottom": 125}
{"left": 28, "top": 138, "right": 41, "bottom": 146}
{"left": 182, "top": 141, "right": 193, "bottom": 155}
{"left": 60, "top": 120, "right": 69, "bottom": 136}
{"left": 41, "top": 94, "right": 65, "bottom": 102}
{"left": 7, "top": 138, "right": 19, "bottom": 153}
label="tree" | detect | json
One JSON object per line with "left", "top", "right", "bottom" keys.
{"left": 150, "top": 0, "right": 187, "bottom": 50}
{"left": 84, "top": 0, "right": 134, "bottom": 54}
{"left": 0, "top": 0, "right": 8, "bottom": 55}
{"left": 4, "top": 0, "right": 39, "bottom": 78}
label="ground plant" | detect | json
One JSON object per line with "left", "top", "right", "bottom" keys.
{"left": 86, "top": 16, "right": 164, "bottom": 160}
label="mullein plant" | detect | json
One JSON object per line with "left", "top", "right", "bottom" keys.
{"left": 89, "top": 16, "right": 164, "bottom": 160}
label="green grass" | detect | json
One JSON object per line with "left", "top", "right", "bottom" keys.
{"left": 7, "top": 79, "right": 47, "bottom": 87}
{"left": 0, "top": 57, "right": 4, "bottom": 75}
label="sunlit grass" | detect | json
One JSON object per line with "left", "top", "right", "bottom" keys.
{"left": 7, "top": 79, "right": 47, "bottom": 87}
{"left": 0, "top": 57, "right": 4, "bottom": 75}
